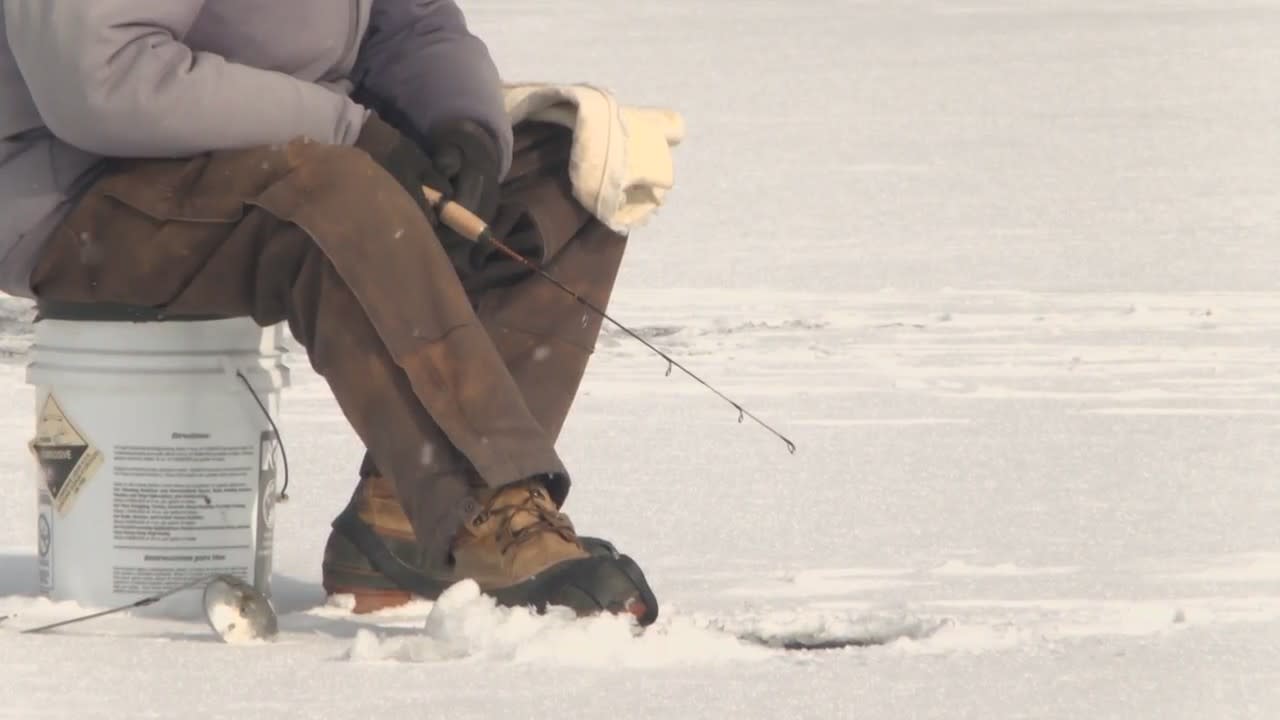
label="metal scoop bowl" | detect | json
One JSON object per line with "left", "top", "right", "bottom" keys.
{"left": 202, "top": 574, "right": 278, "bottom": 644}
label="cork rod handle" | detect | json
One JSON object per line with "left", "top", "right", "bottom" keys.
{"left": 421, "top": 185, "right": 488, "bottom": 243}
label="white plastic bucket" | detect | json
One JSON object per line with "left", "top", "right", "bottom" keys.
{"left": 25, "top": 317, "right": 290, "bottom": 608}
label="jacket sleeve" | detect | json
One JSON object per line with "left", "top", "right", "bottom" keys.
{"left": 354, "top": 0, "right": 512, "bottom": 175}
{"left": 3, "top": 0, "right": 370, "bottom": 157}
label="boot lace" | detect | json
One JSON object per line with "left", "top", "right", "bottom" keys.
{"left": 471, "top": 484, "right": 578, "bottom": 556}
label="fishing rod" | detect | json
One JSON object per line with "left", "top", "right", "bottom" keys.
{"left": 423, "top": 186, "right": 796, "bottom": 454}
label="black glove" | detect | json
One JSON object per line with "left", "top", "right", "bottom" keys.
{"left": 352, "top": 83, "right": 502, "bottom": 216}
{"left": 354, "top": 113, "right": 452, "bottom": 214}
{"left": 424, "top": 119, "right": 503, "bottom": 223}
{"left": 354, "top": 110, "right": 502, "bottom": 277}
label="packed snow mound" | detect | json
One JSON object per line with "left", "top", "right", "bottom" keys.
{"left": 345, "top": 580, "right": 768, "bottom": 666}
{"left": 344, "top": 581, "right": 954, "bottom": 665}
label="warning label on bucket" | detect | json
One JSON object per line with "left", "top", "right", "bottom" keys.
{"left": 112, "top": 480, "right": 254, "bottom": 543}
{"left": 255, "top": 430, "right": 277, "bottom": 590}
{"left": 30, "top": 395, "right": 104, "bottom": 516}
{"left": 114, "top": 566, "right": 247, "bottom": 596}
{"left": 37, "top": 489, "right": 53, "bottom": 594}
{"left": 109, "top": 439, "right": 263, "bottom": 596}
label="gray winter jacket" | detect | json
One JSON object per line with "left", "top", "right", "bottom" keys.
{"left": 0, "top": 0, "right": 512, "bottom": 298}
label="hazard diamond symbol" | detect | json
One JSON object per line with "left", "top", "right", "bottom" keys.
{"left": 29, "top": 395, "right": 103, "bottom": 515}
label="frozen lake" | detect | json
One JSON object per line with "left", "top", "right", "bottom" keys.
{"left": 2, "top": 2, "right": 1278, "bottom": 718}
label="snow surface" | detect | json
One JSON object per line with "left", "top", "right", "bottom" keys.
{"left": 3, "top": 1, "right": 1280, "bottom": 718}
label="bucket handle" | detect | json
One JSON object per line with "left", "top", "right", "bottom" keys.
{"left": 222, "top": 360, "right": 291, "bottom": 502}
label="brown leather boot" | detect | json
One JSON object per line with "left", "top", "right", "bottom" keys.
{"left": 449, "top": 480, "right": 591, "bottom": 589}
{"left": 321, "top": 472, "right": 425, "bottom": 613}
{"left": 322, "top": 475, "right": 587, "bottom": 610}
{"left": 322, "top": 472, "right": 658, "bottom": 625}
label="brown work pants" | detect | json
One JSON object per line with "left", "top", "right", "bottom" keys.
{"left": 29, "top": 123, "right": 626, "bottom": 569}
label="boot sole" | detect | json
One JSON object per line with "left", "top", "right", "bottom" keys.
{"left": 326, "top": 586, "right": 418, "bottom": 615}
{"left": 491, "top": 554, "right": 659, "bottom": 626}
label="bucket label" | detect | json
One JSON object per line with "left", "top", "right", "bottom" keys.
{"left": 110, "top": 437, "right": 260, "bottom": 596}
{"left": 29, "top": 394, "right": 104, "bottom": 516}
{"left": 255, "top": 430, "right": 277, "bottom": 592}
{"left": 37, "top": 489, "right": 53, "bottom": 594}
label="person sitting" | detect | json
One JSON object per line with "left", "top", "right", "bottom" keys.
{"left": 0, "top": 1, "right": 657, "bottom": 624}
